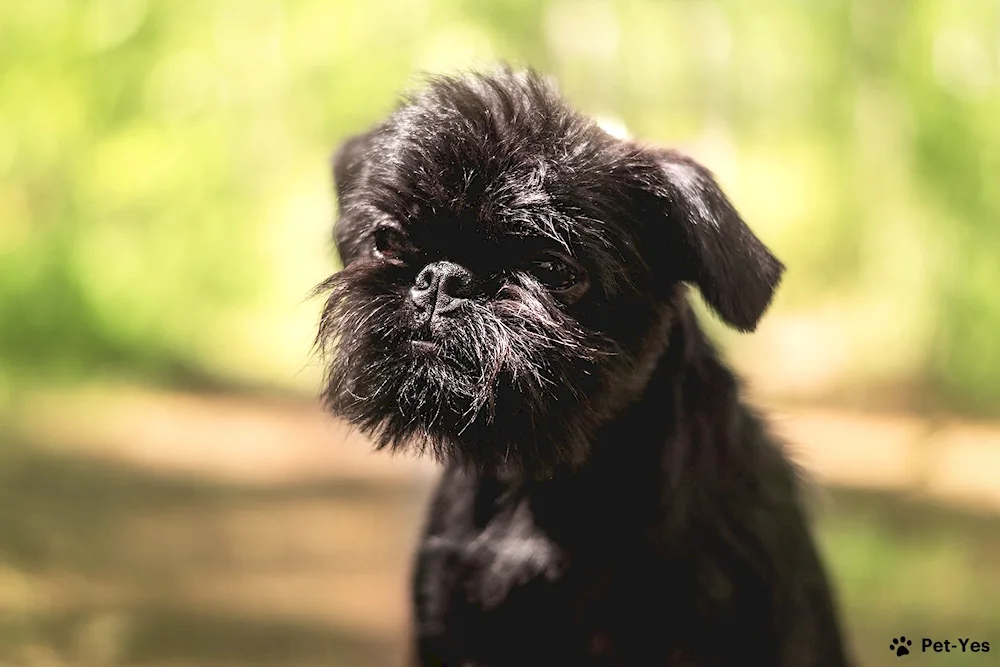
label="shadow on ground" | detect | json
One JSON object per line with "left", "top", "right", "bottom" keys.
{"left": 0, "top": 433, "right": 431, "bottom": 666}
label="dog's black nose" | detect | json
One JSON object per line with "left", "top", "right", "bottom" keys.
{"left": 410, "top": 261, "right": 473, "bottom": 322}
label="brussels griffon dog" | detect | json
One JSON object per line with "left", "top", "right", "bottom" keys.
{"left": 315, "top": 68, "right": 852, "bottom": 666}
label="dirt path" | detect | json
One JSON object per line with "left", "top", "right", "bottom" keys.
{"left": 10, "top": 385, "right": 1000, "bottom": 512}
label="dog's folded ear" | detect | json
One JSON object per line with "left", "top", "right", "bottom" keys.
{"left": 647, "top": 148, "right": 784, "bottom": 333}
{"left": 331, "top": 130, "right": 376, "bottom": 209}
{"left": 329, "top": 130, "right": 378, "bottom": 265}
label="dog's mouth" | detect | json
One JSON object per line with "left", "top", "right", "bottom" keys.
{"left": 410, "top": 340, "right": 439, "bottom": 353}
{"left": 409, "top": 321, "right": 442, "bottom": 353}
{"left": 408, "top": 316, "right": 464, "bottom": 356}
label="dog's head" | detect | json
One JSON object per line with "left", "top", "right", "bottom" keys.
{"left": 315, "top": 68, "right": 783, "bottom": 478}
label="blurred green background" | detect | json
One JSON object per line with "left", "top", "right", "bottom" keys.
{"left": 1, "top": 0, "right": 999, "bottom": 665}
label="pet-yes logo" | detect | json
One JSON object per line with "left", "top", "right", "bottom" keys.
{"left": 889, "top": 635, "right": 990, "bottom": 658}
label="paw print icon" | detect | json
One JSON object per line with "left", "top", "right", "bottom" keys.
{"left": 890, "top": 636, "right": 913, "bottom": 657}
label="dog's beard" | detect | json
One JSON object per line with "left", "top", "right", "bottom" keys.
{"left": 314, "top": 260, "right": 625, "bottom": 476}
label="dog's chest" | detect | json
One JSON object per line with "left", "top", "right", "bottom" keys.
{"left": 417, "top": 497, "right": 598, "bottom": 666}
{"left": 421, "top": 496, "right": 567, "bottom": 612}
{"left": 414, "top": 473, "right": 701, "bottom": 666}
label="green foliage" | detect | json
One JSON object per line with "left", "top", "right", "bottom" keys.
{"left": 819, "top": 488, "right": 1000, "bottom": 666}
{"left": 0, "top": 0, "right": 997, "bottom": 410}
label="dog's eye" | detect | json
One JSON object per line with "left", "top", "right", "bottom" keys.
{"left": 526, "top": 252, "right": 581, "bottom": 291}
{"left": 372, "top": 226, "right": 409, "bottom": 260}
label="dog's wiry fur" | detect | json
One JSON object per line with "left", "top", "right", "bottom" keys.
{"left": 315, "top": 67, "right": 852, "bottom": 666}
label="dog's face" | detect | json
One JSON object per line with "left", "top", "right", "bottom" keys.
{"left": 315, "top": 70, "right": 783, "bottom": 478}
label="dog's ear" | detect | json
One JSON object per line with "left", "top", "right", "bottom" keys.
{"left": 648, "top": 148, "right": 784, "bottom": 332}
{"left": 330, "top": 130, "right": 379, "bottom": 264}
{"left": 331, "top": 130, "right": 375, "bottom": 209}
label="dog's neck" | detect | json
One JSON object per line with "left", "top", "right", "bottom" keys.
{"left": 493, "top": 295, "right": 745, "bottom": 495}
{"left": 472, "top": 298, "right": 758, "bottom": 550}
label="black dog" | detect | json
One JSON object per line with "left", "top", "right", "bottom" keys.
{"left": 316, "top": 68, "right": 852, "bottom": 667}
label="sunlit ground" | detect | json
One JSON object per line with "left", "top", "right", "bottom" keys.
{"left": 1, "top": 388, "right": 999, "bottom": 667}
